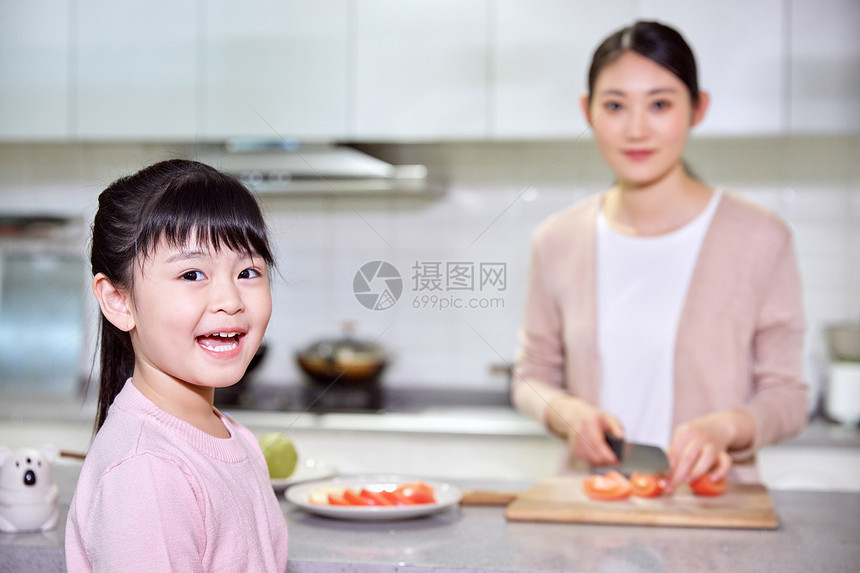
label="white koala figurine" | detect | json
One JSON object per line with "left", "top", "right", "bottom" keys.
{"left": 0, "top": 444, "right": 60, "bottom": 533}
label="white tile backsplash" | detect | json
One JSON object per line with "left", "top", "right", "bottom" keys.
{"left": 1, "top": 138, "right": 859, "bottom": 401}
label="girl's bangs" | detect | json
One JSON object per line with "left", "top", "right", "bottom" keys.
{"left": 136, "top": 172, "right": 273, "bottom": 265}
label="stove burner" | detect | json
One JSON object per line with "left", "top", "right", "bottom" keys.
{"left": 302, "top": 380, "right": 384, "bottom": 413}
{"left": 216, "top": 383, "right": 511, "bottom": 413}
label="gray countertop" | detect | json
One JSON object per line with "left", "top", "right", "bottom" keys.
{"left": 3, "top": 464, "right": 859, "bottom": 573}
{"left": 282, "top": 489, "right": 860, "bottom": 573}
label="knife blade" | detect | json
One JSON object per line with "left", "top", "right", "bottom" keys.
{"left": 595, "top": 433, "right": 670, "bottom": 476}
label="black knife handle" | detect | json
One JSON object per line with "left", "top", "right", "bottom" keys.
{"left": 604, "top": 432, "right": 624, "bottom": 461}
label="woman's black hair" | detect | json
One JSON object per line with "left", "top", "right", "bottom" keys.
{"left": 587, "top": 20, "right": 700, "bottom": 105}
{"left": 90, "top": 159, "right": 274, "bottom": 431}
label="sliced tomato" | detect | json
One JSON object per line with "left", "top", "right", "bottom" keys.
{"left": 321, "top": 482, "right": 436, "bottom": 506}
{"left": 629, "top": 473, "right": 666, "bottom": 498}
{"left": 360, "top": 489, "right": 394, "bottom": 506}
{"left": 342, "top": 489, "right": 375, "bottom": 505}
{"left": 583, "top": 470, "right": 632, "bottom": 501}
{"left": 380, "top": 489, "right": 415, "bottom": 506}
{"left": 327, "top": 493, "right": 350, "bottom": 506}
{"left": 689, "top": 474, "right": 728, "bottom": 496}
{"left": 395, "top": 481, "right": 436, "bottom": 504}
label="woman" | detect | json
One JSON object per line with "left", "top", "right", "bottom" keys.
{"left": 512, "top": 21, "right": 807, "bottom": 490}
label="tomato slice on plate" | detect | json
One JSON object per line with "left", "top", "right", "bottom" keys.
{"left": 689, "top": 474, "right": 728, "bottom": 496}
{"left": 583, "top": 470, "right": 632, "bottom": 501}
{"left": 629, "top": 472, "right": 666, "bottom": 498}
{"left": 380, "top": 489, "right": 415, "bottom": 505}
{"left": 343, "top": 489, "right": 375, "bottom": 505}
{"left": 395, "top": 481, "right": 436, "bottom": 504}
{"left": 327, "top": 493, "right": 350, "bottom": 506}
{"left": 360, "top": 489, "right": 394, "bottom": 506}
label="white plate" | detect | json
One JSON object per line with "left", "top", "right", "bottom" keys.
{"left": 270, "top": 458, "right": 337, "bottom": 491}
{"left": 286, "top": 475, "right": 462, "bottom": 521}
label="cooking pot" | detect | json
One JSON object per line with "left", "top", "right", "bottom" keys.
{"left": 295, "top": 327, "right": 388, "bottom": 386}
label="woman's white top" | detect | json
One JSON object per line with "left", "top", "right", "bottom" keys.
{"left": 596, "top": 189, "right": 722, "bottom": 449}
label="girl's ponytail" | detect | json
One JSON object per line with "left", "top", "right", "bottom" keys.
{"left": 93, "top": 318, "right": 135, "bottom": 431}
{"left": 90, "top": 168, "right": 142, "bottom": 432}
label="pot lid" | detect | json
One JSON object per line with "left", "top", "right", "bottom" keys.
{"left": 297, "top": 322, "right": 387, "bottom": 362}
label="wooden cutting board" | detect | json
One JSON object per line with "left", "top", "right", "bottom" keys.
{"left": 503, "top": 476, "right": 779, "bottom": 529}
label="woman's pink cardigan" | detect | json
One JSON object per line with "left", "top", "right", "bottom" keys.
{"left": 513, "top": 191, "right": 808, "bottom": 481}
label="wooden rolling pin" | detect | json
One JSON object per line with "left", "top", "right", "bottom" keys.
{"left": 459, "top": 490, "right": 520, "bottom": 506}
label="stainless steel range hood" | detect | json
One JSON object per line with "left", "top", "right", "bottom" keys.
{"left": 197, "top": 141, "right": 430, "bottom": 196}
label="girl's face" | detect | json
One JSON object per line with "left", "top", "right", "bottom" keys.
{"left": 126, "top": 236, "right": 272, "bottom": 393}
{"left": 583, "top": 50, "right": 707, "bottom": 189}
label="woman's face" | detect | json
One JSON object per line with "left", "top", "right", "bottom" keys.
{"left": 583, "top": 51, "right": 707, "bottom": 188}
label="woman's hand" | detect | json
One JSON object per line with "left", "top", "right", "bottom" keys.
{"left": 665, "top": 409, "right": 755, "bottom": 492}
{"left": 546, "top": 394, "right": 624, "bottom": 466}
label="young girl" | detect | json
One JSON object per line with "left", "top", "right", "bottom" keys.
{"left": 513, "top": 21, "right": 807, "bottom": 491}
{"left": 66, "top": 159, "right": 288, "bottom": 571}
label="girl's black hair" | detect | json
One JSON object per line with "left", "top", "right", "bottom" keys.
{"left": 90, "top": 159, "right": 274, "bottom": 431}
{"left": 587, "top": 20, "right": 700, "bottom": 105}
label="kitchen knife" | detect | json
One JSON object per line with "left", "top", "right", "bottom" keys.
{"left": 595, "top": 433, "right": 670, "bottom": 476}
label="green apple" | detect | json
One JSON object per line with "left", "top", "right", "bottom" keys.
{"left": 258, "top": 432, "right": 298, "bottom": 479}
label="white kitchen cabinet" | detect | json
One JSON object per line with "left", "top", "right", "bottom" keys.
{"left": 4, "top": 1, "right": 855, "bottom": 143}
{"left": 202, "top": 0, "right": 349, "bottom": 140}
{"left": 351, "top": 0, "right": 489, "bottom": 141}
{"left": 492, "top": 0, "right": 636, "bottom": 139}
{"left": 0, "top": 1, "right": 71, "bottom": 140}
{"left": 789, "top": 0, "right": 860, "bottom": 134}
{"left": 76, "top": 0, "right": 198, "bottom": 140}
{"left": 640, "top": 0, "right": 786, "bottom": 136}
